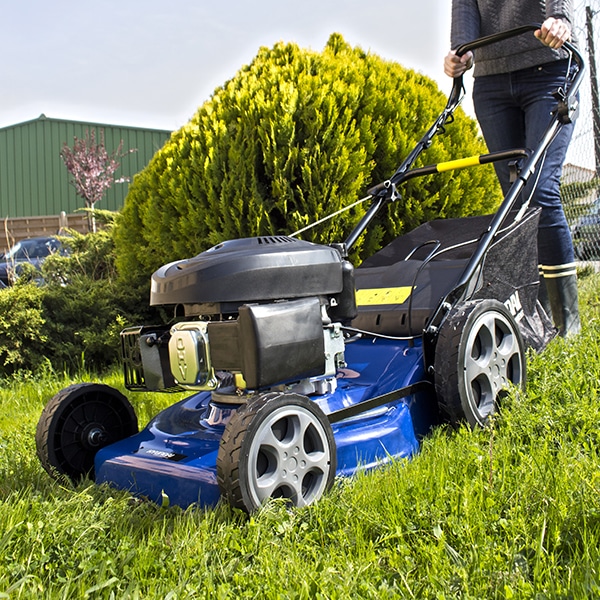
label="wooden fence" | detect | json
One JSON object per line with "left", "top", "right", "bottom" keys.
{"left": 1, "top": 213, "right": 90, "bottom": 255}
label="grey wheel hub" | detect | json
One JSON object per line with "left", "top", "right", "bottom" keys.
{"left": 247, "top": 405, "right": 332, "bottom": 508}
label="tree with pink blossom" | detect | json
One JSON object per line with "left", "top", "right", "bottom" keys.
{"left": 61, "top": 129, "right": 135, "bottom": 232}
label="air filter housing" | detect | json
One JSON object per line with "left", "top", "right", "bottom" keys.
{"left": 150, "top": 236, "right": 355, "bottom": 318}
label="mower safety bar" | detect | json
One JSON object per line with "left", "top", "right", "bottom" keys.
{"left": 366, "top": 149, "right": 529, "bottom": 196}
{"left": 391, "top": 149, "right": 530, "bottom": 186}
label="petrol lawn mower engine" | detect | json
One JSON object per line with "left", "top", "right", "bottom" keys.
{"left": 121, "top": 236, "right": 358, "bottom": 397}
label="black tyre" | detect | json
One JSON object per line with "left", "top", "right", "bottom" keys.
{"left": 434, "top": 299, "right": 526, "bottom": 427}
{"left": 217, "top": 392, "right": 336, "bottom": 512}
{"left": 36, "top": 383, "right": 138, "bottom": 483}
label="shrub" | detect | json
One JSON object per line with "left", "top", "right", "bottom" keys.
{"left": 40, "top": 278, "right": 128, "bottom": 373}
{"left": 0, "top": 217, "right": 158, "bottom": 377}
{"left": 0, "top": 281, "right": 47, "bottom": 375}
{"left": 115, "top": 34, "right": 500, "bottom": 284}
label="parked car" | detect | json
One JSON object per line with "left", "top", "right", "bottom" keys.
{"left": 0, "top": 236, "right": 65, "bottom": 286}
{"left": 571, "top": 197, "right": 600, "bottom": 261}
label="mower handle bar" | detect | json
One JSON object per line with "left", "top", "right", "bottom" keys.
{"left": 447, "top": 24, "right": 585, "bottom": 109}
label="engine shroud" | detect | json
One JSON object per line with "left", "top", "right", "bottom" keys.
{"left": 150, "top": 236, "right": 350, "bottom": 314}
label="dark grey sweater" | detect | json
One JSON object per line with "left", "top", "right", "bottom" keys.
{"left": 450, "top": 0, "right": 577, "bottom": 76}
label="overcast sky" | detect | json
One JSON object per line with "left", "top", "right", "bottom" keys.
{"left": 0, "top": 0, "right": 455, "bottom": 131}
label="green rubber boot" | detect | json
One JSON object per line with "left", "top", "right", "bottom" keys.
{"left": 544, "top": 273, "right": 581, "bottom": 337}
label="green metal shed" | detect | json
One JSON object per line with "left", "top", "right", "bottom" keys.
{"left": 0, "top": 114, "right": 171, "bottom": 219}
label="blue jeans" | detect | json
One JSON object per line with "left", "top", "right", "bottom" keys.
{"left": 473, "top": 59, "right": 575, "bottom": 267}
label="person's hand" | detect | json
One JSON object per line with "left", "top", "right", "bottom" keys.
{"left": 444, "top": 50, "right": 474, "bottom": 78}
{"left": 535, "top": 17, "right": 571, "bottom": 49}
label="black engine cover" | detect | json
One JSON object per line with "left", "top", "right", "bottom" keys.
{"left": 150, "top": 236, "right": 346, "bottom": 311}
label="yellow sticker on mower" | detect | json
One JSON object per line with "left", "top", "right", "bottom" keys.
{"left": 355, "top": 286, "right": 413, "bottom": 306}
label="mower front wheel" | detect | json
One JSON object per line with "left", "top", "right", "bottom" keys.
{"left": 36, "top": 383, "right": 138, "bottom": 483}
{"left": 217, "top": 392, "right": 336, "bottom": 512}
{"left": 434, "top": 299, "right": 526, "bottom": 427}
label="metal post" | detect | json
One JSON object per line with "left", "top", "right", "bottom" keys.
{"left": 586, "top": 5, "right": 600, "bottom": 177}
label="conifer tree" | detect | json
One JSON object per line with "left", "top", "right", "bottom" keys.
{"left": 116, "top": 34, "right": 500, "bottom": 282}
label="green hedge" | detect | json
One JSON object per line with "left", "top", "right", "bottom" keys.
{"left": 0, "top": 282, "right": 47, "bottom": 374}
{"left": 0, "top": 220, "right": 157, "bottom": 377}
{"left": 115, "top": 34, "right": 500, "bottom": 284}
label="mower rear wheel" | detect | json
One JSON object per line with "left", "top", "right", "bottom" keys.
{"left": 434, "top": 299, "right": 525, "bottom": 427}
{"left": 36, "top": 383, "right": 138, "bottom": 483}
{"left": 217, "top": 392, "right": 336, "bottom": 512}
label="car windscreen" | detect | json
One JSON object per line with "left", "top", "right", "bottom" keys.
{"left": 5, "top": 239, "right": 59, "bottom": 260}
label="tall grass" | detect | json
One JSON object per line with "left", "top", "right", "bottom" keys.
{"left": 1, "top": 273, "right": 600, "bottom": 599}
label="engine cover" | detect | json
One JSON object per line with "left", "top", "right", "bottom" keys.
{"left": 150, "top": 236, "right": 347, "bottom": 313}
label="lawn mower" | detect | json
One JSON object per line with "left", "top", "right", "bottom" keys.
{"left": 36, "top": 26, "right": 584, "bottom": 512}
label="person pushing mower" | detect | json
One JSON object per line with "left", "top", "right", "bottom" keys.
{"left": 445, "top": 2, "right": 581, "bottom": 337}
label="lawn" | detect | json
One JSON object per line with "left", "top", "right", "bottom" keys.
{"left": 1, "top": 272, "right": 600, "bottom": 599}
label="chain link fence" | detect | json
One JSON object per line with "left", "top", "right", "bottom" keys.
{"left": 563, "top": 0, "right": 600, "bottom": 262}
